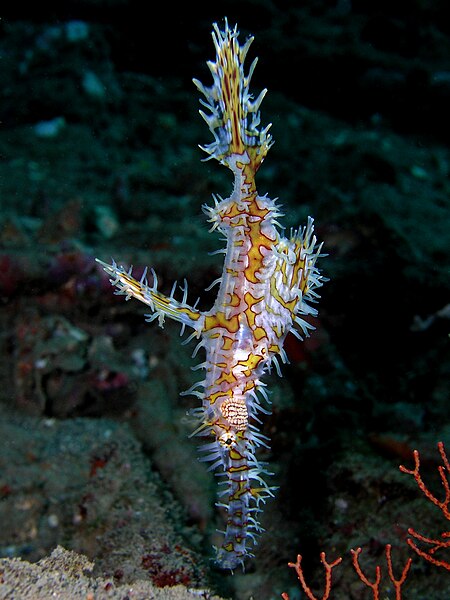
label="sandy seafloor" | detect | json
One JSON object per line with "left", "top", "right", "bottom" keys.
{"left": 0, "top": 1, "right": 449, "bottom": 598}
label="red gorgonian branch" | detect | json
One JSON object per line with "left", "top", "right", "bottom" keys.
{"left": 282, "top": 441, "right": 448, "bottom": 598}
{"left": 351, "top": 544, "right": 412, "bottom": 600}
{"left": 399, "top": 441, "right": 450, "bottom": 570}
{"left": 281, "top": 552, "right": 342, "bottom": 600}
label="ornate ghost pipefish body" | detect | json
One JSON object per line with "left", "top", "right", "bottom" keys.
{"left": 97, "top": 19, "right": 325, "bottom": 570}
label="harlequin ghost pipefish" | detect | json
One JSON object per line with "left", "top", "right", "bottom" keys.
{"left": 96, "top": 20, "right": 325, "bottom": 570}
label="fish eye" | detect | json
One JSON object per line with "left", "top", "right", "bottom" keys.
{"left": 219, "top": 431, "right": 236, "bottom": 448}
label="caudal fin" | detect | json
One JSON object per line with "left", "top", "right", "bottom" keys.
{"left": 193, "top": 19, "right": 273, "bottom": 171}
